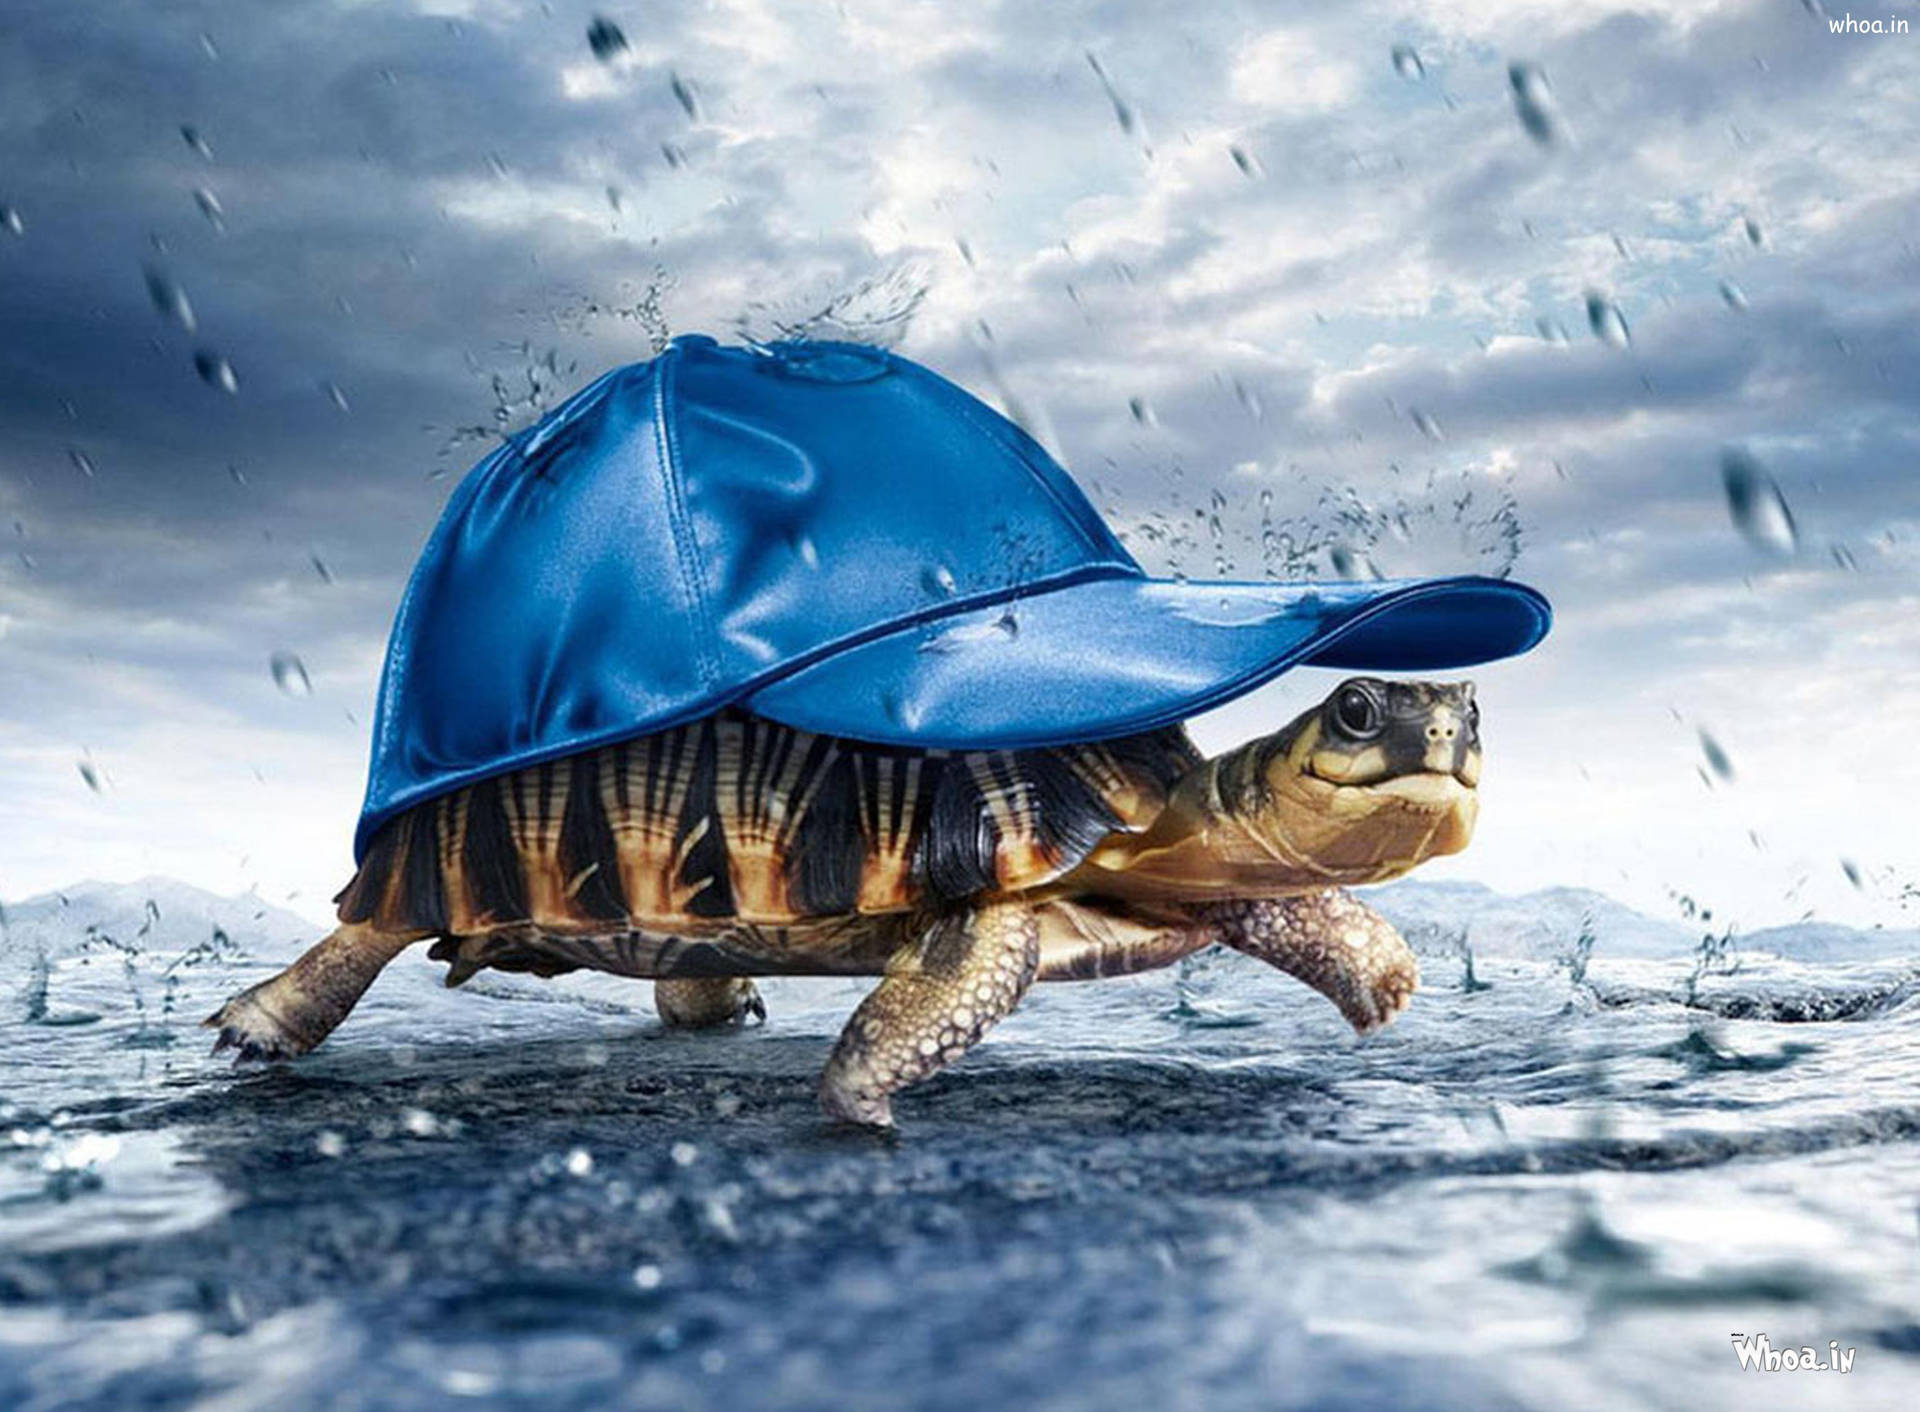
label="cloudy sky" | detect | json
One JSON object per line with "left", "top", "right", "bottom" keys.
{"left": 2, "top": 0, "right": 1916, "bottom": 935}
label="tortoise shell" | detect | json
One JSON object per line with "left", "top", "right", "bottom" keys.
{"left": 335, "top": 709, "right": 1200, "bottom": 935}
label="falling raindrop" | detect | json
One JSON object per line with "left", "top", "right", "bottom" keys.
{"left": 1841, "top": 858, "right": 1863, "bottom": 889}
{"left": 1085, "top": 52, "right": 1137, "bottom": 137}
{"left": 660, "top": 142, "right": 686, "bottom": 169}
{"left": 310, "top": 552, "right": 334, "bottom": 584}
{"left": 1128, "top": 396, "right": 1153, "bottom": 425}
{"left": 1535, "top": 317, "right": 1570, "bottom": 344}
{"left": 1229, "top": 145, "right": 1256, "bottom": 177}
{"left": 670, "top": 72, "right": 700, "bottom": 121}
{"left": 1718, "top": 279, "right": 1748, "bottom": 311}
{"left": 484, "top": 151, "right": 509, "bottom": 180}
{"left": 1508, "top": 63, "right": 1561, "bottom": 146}
{"left": 1697, "top": 729, "right": 1735, "bottom": 782}
{"left": 921, "top": 564, "right": 958, "bottom": 597}
{"left": 1233, "top": 378, "right": 1263, "bottom": 419}
{"left": 66, "top": 447, "right": 96, "bottom": 479}
{"left": 192, "top": 186, "right": 225, "bottom": 231}
{"left": 1829, "top": 542, "right": 1857, "bottom": 572}
{"left": 270, "top": 652, "right": 312, "bottom": 698}
{"left": 1410, "top": 407, "right": 1443, "bottom": 440}
{"left": 192, "top": 349, "right": 238, "bottom": 393}
{"left": 605, "top": 184, "right": 623, "bottom": 214}
{"left": 1, "top": 204, "right": 22, "bottom": 236}
{"left": 955, "top": 235, "right": 976, "bottom": 267}
{"left": 1720, "top": 448, "right": 1798, "bottom": 559}
{"left": 1584, "top": 290, "right": 1629, "bottom": 347}
{"left": 586, "top": 15, "right": 628, "bottom": 62}
{"left": 1391, "top": 44, "right": 1425, "bottom": 80}
{"left": 180, "top": 124, "right": 213, "bottom": 161}
{"left": 1743, "top": 215, "right": 1764, "bottom": 247}
{"left": 77, "top": 758, "right": 102, "bottom": 793}
{"left": 322, "top": 380, "right": 350, "bottom": 412}
{"left": 1329, "top": 544, "right": 1380, "bottom": 579}
{"left": 143, "top": 265, "right": 196, "bottom": 334}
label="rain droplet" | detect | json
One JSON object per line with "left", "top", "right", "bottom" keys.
{"left": 193, "top": 349, "right": 238, "bottom": 394}
{"left": 270, "top": 651, "right": 312, "bottom": 698}
{"left": 399, "top": 1107, "right": 440, "bottom": 1138}
{"left": 1128, "top": 396, "right": 1154, "bottom": 425}
{"left": 144, "top": 265, "right": 196, "bottom": 334}
{"left": 1508, "top": 62, "right": 1561, "bottom": 147}
{"left": 180, "top": 124, "right": 213, "bottom": 161}
{"left": 955, "top": 235, "right": 975, "bottom": 267}
{"left": 66, "top": 447, "right": 96, "bottom": 479}
{"left": 192, "top": 186, "right": 225, "bottom": 231}
{"left": 1229, "top": 146, "right": 1257, "bottom": 177}
{"left": 586, "top": 15, "right": 629, "bottom": 62}
{"left": 314, "top": 1130, "right": 346, "bottom": 1158}
{"left": 1829, "top": 541, "right": 1857, "bottom": 572}
{"left": 632, "top": 1263, "right": 663, "bottom": 1290}
{"left": 565, "top": 1147, "right": 594, "bottom": 1176}
{"left": 921, "top": 564, "right": 958, "bottom": 597}
{"left": 1232, "top": 378, "right": 1263, "bottom": 419}
{"left": 1584, "top": 290, "right": 1629, "bottom": 347}
{"left": 484, "top": 151, "right": 509, "bottom": 180}
{"left": 1720, "top": 448, "right": 1798, "bottom": 558}
{"left": 1743, "top": 215, "right": 1764, "bottom": 247}
{"left": 1085, "top": 52, "right": 1137, "bottom": 137}
{"left": 322, "top": 380, "right": 350, "bottom": 412}
{"left": 1329, "top": 545, "right": 1380, "bottom": 579}
{"left": 1718, "top": 279, "right": 1748, "bottom": 311}
{"left": 1410, "top": 407, "right": 1443, "bottom": 440}
{"left": 669, "top": 1141, "right": 698, "bottom": 1166}
{"left": 660, "top": 142, "right": 686, "bottom": 169}
{"left": 670, "top": 71, "right": 700, "bottom": 121}
{"left": 1697, "top": 728, "right": 1735, "bottom": 782}
{"left": 1391, "top": 44, "right": 1425, "bottom": 80}
{"left": 1841, "top": 858, "right": 1863, "bottom": 889}
{"left": 77, "top": 758, "right": 103, "bottom": 792}
{"left": 1535, "top": 317, "right": 1570, "bottom": 344}
{"left": 605, "top": 184, "right": 623, "bottom": 214}
{"left": 1, "top": 205, "right": 22, "bottom": 237}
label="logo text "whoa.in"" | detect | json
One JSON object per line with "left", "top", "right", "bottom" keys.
{"left": 1730, "top": 1334, "right": 1856, "bottom": 1374}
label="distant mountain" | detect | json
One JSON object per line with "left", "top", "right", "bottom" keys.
{"left": 1360, "top": 878, "right": 1920, "bottom": 962}
{"left": 0, "top": 877, "right": 316, "bottom": 969}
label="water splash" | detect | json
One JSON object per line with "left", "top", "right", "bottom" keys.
{"left": 734, "top": 264, "right": 926, "bottom": 352}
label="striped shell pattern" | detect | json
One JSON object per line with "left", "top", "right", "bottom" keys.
{"left": 336, "top": 709, "right": 1200, "bottom": 935}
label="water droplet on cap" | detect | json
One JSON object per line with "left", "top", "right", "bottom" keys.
{"left": 193, "top": 349, "right": 238, "bottom": 394}
{"left": 144, "top": 265, "right": 195, "bottom": 334}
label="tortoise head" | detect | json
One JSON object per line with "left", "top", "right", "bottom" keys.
{"left": 1237, "top": 677, "right": 1482, "bottom": 885}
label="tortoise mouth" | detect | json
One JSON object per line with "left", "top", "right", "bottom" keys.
{"left": 1306, "top": 768, "right": 1477, "bottom": 810}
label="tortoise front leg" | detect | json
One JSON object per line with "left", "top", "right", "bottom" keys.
{"left": 819, "top": 901, "right": 1040, "bottom": 1129}
{"left": 655, "top": 977, "right": 766, "bottom": 1029}
{"left": 1204, "top": 891, "right": 1418, "bottom": 1034}
{"left": 204, "top": 924, "right": 425, "bottom": 1061}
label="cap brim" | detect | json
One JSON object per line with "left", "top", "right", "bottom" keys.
{"left": 744, "top": 573, "right": 1551, "bottom": 749}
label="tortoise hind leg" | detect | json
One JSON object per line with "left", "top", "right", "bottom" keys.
{"left": 655, "top": 977, "right": 766, "bottom": 1029}
{"left": 204, "top": 924, "right": 424, "bottom": 1061}
{"left": 819, "top": 900, "right": 1040, "bottom": 1130}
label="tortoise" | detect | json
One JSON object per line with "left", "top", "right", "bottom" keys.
{"left": 204, "top": 334, "right": 1546, "bottom": 1127}
{"left": 206, "top": 675, "right": 1479, "bottom": 1126}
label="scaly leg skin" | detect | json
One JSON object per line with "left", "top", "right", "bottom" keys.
{"left": 1206, "top": 891, "right": 1419, "bottom": 1035}
{"left": 655, "top": 977, "right": 766, "bottom": 1029}
{"left": 203, "top": 924, "right": 424, "bottom": 1061}
{"left": 818, "top": 901, "right": 1040, "bottom": 1130}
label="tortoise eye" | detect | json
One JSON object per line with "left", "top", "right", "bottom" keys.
{"left": 1332, "top": 683, "right": 1382, "bottom": 739}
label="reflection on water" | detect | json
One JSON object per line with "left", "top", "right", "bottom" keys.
{"left": 2, "top": 904, "right": 1919, "bottom": 1411}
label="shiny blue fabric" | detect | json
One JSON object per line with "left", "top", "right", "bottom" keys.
{"left": 356, "top": 334, "right": 1551, "bottom": 858}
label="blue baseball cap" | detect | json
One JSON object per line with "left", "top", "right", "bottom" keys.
{"left": 355, "top": 334, "right": 1550, "bottom": 858}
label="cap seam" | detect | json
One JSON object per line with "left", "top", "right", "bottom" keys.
{"left": 653, "top": 343, "right": 721, "bottom": 689}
